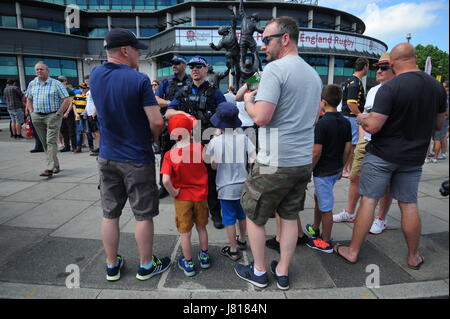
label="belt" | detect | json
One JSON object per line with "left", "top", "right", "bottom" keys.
{"left": 34, "top": 111, "right": 56, "bottom": 115}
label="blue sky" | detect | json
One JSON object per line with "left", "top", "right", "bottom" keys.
{"left": 319, "top": 0, "right": 449, "bottom": 53}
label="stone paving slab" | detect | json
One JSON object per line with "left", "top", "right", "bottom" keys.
{"left": 0, "top": 181, "right": 38, "bottom": 197}
{"left": 0, "top": 201, "right": 40, "bottom": 225}
{"left": 369, "top": 280, "right": 449, "bottom": 299}
{"left": 0, "top": 236, "right": 103, "bottom": 286}
{"left": 317, "top": 240, "right": 414, "bottom": 288}
{"left": 4, "top": 199, "right": 94, "bottom": 229}
{"left": 2, "top": 181, "right": 78, "bottom": 203}
{"left": 0, "top": 225, "right": 52, "bottom": 267}
{"left": 49, "top": 206, "right": 134, "bottom": 240}
{"left": 367, "top": 230, "right": 449, "bottom": 281}
{"left": 55, "top": 184, "right": 102, "bottom": 202}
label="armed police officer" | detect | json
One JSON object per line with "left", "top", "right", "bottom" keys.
{"left": 165, "top": 56, "right": 227, "bottom": 229}
{"left": 155, "top": 56, "right": 191, "bottom": 198}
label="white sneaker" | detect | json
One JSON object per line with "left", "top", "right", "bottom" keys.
{"left": 370, "top": 218, "right": 387, "bottom": 234}
{"left": 425, "top": 158, "right": 431, "bottom": 164}
{"left": 431, "top": 158, "right": 438, "bottom": 163}
{"left": 333, "top": 210, "right": 356, "bottom": 223}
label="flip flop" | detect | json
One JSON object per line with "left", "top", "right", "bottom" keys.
{"left": 334, "top": 244, "right": 357, "bottom": 264}
{"left": 407, "top": 255, "right": 424, "bottom": 270}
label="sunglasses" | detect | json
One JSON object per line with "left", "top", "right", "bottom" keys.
{"left": 152, "top": 83, "right": 158, "bottom": 86}
{"left": 172, "top": 61, "right": 182, "bottom": 66}
{"left": 262, "top": 33, "right": 285, "bottom": 45}
{"left": 377, "top": 65, "right": 390, "bottom": 71}
{"left": 189, "top": 64, "right": 205, "bottom": 70}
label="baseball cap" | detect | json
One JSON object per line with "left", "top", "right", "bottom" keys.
{"left": 188, "top": 56, "right": 207, "bottom": 67}
{"left": 168, "top": 114, "right": 198, "bottom": 139}
{"left": 171, "top": 56, "right": 187, "bottom": 64}
{"left": 104, "top": 28, "right": 148, "bottom": 50}
{"left": 210, "top": 102, "right": 242, "bottom": 130}
{"left": 374, "top": 52, "right": 390, "bottom": 66}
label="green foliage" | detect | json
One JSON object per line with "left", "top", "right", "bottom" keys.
{"left": 415, "top": 44, "right": 449, "bottom": 82}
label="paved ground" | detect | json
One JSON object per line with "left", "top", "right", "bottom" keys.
{"left": 0, "top": 120, "right": 448, "bottom": 299}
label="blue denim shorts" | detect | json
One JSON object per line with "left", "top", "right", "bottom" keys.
{"left": 220, "top": 199, "right": 246, "bottom": 226}
{"left": 313, "top": 172, "right": 342, "bottom": 212}
{"left": 9, "top": 109, "right": 25, "bottom": 124}
{"left": 344, "top": 116, "right": 359, "bottom": 145}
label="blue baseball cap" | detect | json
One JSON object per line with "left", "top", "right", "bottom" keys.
{"left": 210, "top": 102, "right": 242, "bottom": 130}
{"left": 188, "top": 56, "right": 208, "bottom": 67}
{"left": 171, "top": 55, "right": 187, "bottom": 64}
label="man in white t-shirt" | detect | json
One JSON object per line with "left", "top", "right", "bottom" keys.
{"left": 333, "top": 53, "right": 394, "bottom": 234}
{"left": 85, "top": 86, "right": 100, "bottom": 156}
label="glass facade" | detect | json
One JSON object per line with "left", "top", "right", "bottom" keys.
{"left": 23, "top": 17, "right": 65, "bottom": 33}
{"left": 0, "top": 16, "right": 17, "bottom": 28}
{"left": 34, "top": 0, "right": 195, "bottom": 10}
{"left": 24, "top": 57, "right": 78, "bottom": 80}
{"left": 0, "top": 56, "right": 19, "bottom": 76}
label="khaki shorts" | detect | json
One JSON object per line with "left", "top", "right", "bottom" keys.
{"left": 351, "top": 138, "right": 369, "bottom": 177}
{"left": 175, "top": 200, "right": 209, "bottom": 233}
{"left": 241, "top": 162, "right": 311, "bottom": 226}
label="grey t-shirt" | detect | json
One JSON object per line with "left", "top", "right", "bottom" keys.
{"left": 255, "top": 55, "right": 322, "bottom": 167}
{"left": 207, "top": 132, "right": 255, "bottom": 200}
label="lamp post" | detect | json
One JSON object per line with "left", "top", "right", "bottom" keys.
{"left": 406, "top": 33, "right": 412, "bottom": 43}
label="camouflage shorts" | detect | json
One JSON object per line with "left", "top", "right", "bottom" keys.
{"left": 240, "top": 162, "right": 312, "bottom": 226}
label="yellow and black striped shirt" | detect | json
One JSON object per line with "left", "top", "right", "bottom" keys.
{"left": 73, "top": 93, "right": 87, "bottom": 115}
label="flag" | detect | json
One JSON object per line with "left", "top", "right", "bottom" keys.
{"left": 424, "top": 56, "right": 432, "bottom": 75}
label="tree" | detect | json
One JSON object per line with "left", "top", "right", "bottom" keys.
{"left": 415, "top": 44, "right": 449, "bottom": 82}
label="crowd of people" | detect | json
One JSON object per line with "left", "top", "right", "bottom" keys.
{"left": 3, "top": 16, "right": 448, "bottom": 290}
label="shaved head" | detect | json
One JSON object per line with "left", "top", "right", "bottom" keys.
{"left": 390, "top": 43, "right": 416, "bottom": 61}
{"left": 389, "top": 42, "right": 419, "bottom": 75}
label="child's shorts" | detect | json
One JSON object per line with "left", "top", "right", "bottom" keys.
{"left": 220, "top": 199, "right": 246, "bottom": 226}
{"left": 175, "top": 200, "right": 209, "bottom": 233}
{"left": 313, "top": 172, "right": 341, "bottom": 212}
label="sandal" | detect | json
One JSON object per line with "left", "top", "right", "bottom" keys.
{"left": 408, "top": 255, "right": 424, "bottom": 270}
{"left": 334, "top": 244, "right": 357, "bottom": 264}
{"left": 39, "top": 170, "right": 53, "bottom": 177}
{"left": 220, "top": 246, "right": 241, "bottom": 261}
{"left": 236, "top": 236, "right": 247, "bottom": 250}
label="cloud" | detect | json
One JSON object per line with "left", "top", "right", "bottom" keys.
{"left": 360, "top": 2, "right": 445, "bottom": 40}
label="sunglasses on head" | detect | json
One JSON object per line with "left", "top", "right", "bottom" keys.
{"left": 262, "top": 33, "right": 285, "bottom": 45}
{"left": 189, "top": 64, "right": 204, "bottom": 70}
{"left": 377, "top": 65, "right": 390, "bottom": 71}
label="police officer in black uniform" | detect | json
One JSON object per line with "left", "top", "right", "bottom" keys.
{"left": 165, "top": 56, "right": 227, "bottom": 229}
{"left": 155, "top": 56, "right": 191, "bottom": 198}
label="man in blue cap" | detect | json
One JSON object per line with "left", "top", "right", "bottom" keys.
{"left": 155, "top": 55, "right": 191, "bottom": 199}
{"left": 166, "top": 55, "right": 227, "bottom": 229}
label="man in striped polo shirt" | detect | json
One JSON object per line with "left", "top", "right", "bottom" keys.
{"left": 73, "top": 83, "right": 94, "bottom": 153}
{"left": 26, "top": 61, "right": 71, "bottom": 177}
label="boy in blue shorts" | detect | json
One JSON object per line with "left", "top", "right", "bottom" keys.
{"left": 305, "top": 85, "right": 352, "bottom": 253}
{"left": 206, "top": 102, "right": 256, "bottom": 261}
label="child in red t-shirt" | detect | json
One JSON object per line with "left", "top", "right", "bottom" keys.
{"left": 160, "top": 114, "right": 210, "bottom": 277}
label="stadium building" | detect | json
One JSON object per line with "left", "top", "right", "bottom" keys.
{"left": 0, "top": 0, "right": 387, "bottom": 93}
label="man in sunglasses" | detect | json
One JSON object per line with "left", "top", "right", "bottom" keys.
{"left": 155, "top": 55, "right": 191, "bottom": 199}
{"left": 165, "top": 55, "right": 227, "bottom": 229}
{"left": 334, "top": 53, "right": 395, "bottom": 234}
{"left": 334, "top": 43, "right": 447, "bottom": 270}
{"left": 234, "top": 17, "right": 322, "bottom": 290}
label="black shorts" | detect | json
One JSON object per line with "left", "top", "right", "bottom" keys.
{"left": 87, "top": 116, "right": 98, "bottom": 133}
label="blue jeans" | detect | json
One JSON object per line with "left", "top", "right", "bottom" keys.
{"left": 75, "top": 118, "right": 93, "bottom": 147}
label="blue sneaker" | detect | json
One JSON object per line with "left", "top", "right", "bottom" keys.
{"left": 234, "top": 262, "right": 269, "bottom": 288}
{"left": 178, "top": 256, "right": 196, "bottom": 277}
{"left": 198, "top": 250, "right": 211, "bottom": 269}
{"left": 136, "top": 255, "right": 171, "bottom": 281}
{"left": 270, "top": 260, "right": 289, "bottom": 290}
{"left": 106, "top": 255, "right": 124, "bottom": 282}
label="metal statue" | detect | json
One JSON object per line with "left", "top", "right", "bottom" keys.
{"left": 209, "top": 14, "right": 241, "bottom": 90}
{"left": 206, "top": 64, "right": 230, "bottom": 89}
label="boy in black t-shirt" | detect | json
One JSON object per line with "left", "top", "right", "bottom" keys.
{"left": 305, "top": 85, "right": 352, "bottom": 253}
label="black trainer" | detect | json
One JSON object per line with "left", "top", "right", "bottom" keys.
{"left": 265, "top": 236, "right": 280, "bottom": 253}
{"left": 211, "top": 213, "right": 224, "bottom": 229}
{"left": 270, "top": 260, "right": 289, "bottom": 290}
{"left": 297, "top": 234, "right": 309, "bottom": 246}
